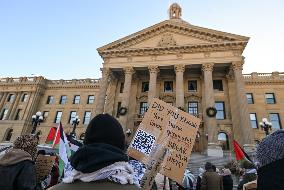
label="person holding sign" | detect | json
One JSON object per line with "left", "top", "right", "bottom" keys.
{"left": 49, "top": 114, "right": 139, "bottom": 190}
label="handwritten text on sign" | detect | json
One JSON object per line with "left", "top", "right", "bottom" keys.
{"left": 128, "top": 98, "right": 201, "bottom": 184}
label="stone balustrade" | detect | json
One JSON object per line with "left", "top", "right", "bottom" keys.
{"left": 0, "top": 77, "right": 44, "bottom": 83}
{"left": 243, "top": 72, "right": 284, "bottom": 80}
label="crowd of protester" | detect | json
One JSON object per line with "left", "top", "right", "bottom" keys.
{"left": 0, "top": 113, "right": 283, "bottom": 190}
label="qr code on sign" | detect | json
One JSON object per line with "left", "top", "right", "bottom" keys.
{"left": 130, "top": 129, "right": 156, "bottom": 156}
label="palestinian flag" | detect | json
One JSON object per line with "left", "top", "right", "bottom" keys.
{"left": 52, "top": 122, "right": 72, "bottom": 176}
{"left": 233, "top": 140, "right": 252, "bottom": 162}
{"left": 45, "top": 127, "right": 57, "bottom": 145}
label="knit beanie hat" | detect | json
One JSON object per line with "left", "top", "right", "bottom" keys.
{"left": 84, "top": 113, "right": 125, "bottom": 150}
{"left": 256, "top": 129, "right": 284, "bottom": 167}
{"left": 14, "top": 134, "right": 39, "bottom": 160}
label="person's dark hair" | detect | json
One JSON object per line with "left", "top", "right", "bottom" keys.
{"left": 205, "top": 162, "right": 213, "bottom": 171}
{"left": 37, "top": 149, "right": 46, "bottom": 155}
{"left": 212, "top": 164, "right": 216, "bottom": 172}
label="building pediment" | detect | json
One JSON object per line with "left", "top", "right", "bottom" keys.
{"left": 97, "top": 19, "right": 249, "bottom": 58}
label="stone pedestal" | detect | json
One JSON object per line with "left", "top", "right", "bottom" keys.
{"left": 207, "top": 143, "right": 223, "bottom": 157}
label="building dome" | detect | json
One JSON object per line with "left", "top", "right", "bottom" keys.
{"left": 168, "top": 3, "right": 182, "bottom": 19}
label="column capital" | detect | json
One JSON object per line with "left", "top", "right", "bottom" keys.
{"left": 123, "top": 67, "right": 135, "bottom": 75}
{"left": 174, "top": 64, "right": 185, "bottom": 73}
{"left": 100, "top": 67, "right": 110, "bottom": 77}
{"left": 231, "top": 61, "right": 244, "bottom": 71}
{"left": 202, "top": 63, "right": 214, "bottom": 72}
{"left": 148, "top": 65, "right": 159, "bottom": 74}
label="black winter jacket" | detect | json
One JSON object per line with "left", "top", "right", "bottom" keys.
{"left": 0, "top": 148, "right": 37, "bottom": 190}
{"left": 222, "top": 175, "right": 233, "bottom": 190}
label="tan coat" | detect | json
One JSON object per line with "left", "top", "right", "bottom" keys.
{"left": 200, "top": 171, "right": 223, "bottom": 190}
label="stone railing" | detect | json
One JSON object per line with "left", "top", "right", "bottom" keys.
{"left": 0, "top": 76, "right": 45, "bottom": 84}
{"left": 47, "top": 78, "right": 100, "bottom": 88}
{"left": 243, "top": 72, "right": 284, "bottom": 80}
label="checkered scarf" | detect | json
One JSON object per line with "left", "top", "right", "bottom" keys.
{"left": 13, "top": 134, "right": 38, "bottom": 160}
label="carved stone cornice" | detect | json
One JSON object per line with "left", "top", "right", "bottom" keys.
{"left": 232, "top": 61, "right": 244, "bottom": 71}
{"left": 148, "top": 65, "right": 159, "bottom": 74}
{"left": 123, "top": 67, "right": 135, "bottom": 75}
{"left": 174, "top": 64, "right": 185, "bottom": 73}
{"left": 202, "top": 63, "right": 214, "bottom": 72}
{"left": 99, "top": 41, "right": 247, "bottom": 58}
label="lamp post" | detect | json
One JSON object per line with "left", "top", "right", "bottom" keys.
{"left": 31, "top": 111, "right": 43, "bottom": 134}
{"left": 70, "top": 116, "right": 80, "bottom": 138}
{"left": 259, "top": 118, "right": 272, "bottom": 136}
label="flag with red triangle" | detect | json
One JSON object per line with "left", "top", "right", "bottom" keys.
{"left": 52, "top": 122, "right": 72, "bottom": 176}
{"left": 45, "top": 127, "right": 57, "bottom": 145}
{"left": 233, "top": 140, "right": 252, "bottom": 162}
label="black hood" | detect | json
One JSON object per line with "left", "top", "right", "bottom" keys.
{"left": 70, "top": 143, "right": 128, "bottom": 173}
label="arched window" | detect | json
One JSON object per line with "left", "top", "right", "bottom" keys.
{"left": 4, "top": 128, "right": 13, "bottom": 141}
{"left": 218, "top": 132, "right": 229, "bottom": 150}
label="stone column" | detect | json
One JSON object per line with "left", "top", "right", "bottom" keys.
{"left": 232, "top": 60, "right": 254, "bottom": 146}
{"left": 148, "top": 66, "right": 159, "bottom": 105}
{"left": 0, "top": 92, "right": 8, "bottom": 111}
{"left": 9, "top": 92, "right": 22, "bottom": 120}
{"left": 120, "top": 67, "right": 134, "bottom": 130}
{"left": 95, "top": 67, "right": 110, "bottom": 115}
{"left": 202, "top": 63, "right": 222, "bottom": 157}
{"left": 175, "top": 64, "right": 185, "bottom": 109}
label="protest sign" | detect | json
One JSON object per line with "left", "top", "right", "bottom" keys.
{"left": 128, "top": 98, "right": 201, "bottom": 184}
{"left": 35, "top": 155, "right": 56, "bottom": 181}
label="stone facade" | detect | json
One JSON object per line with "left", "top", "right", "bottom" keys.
{"left": 0, "top": 77, "right": 99, "bottom": 143}
{"left": 0, "top": 4, "right": 283, "bottom": 152}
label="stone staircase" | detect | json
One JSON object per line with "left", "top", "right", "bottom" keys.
{"left": 188, "top": 151, "right": 234, "bottom": 177}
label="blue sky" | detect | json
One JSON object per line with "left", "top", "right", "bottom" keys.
{"left": 0, "top": 0, "right": 283, "bottom": 79}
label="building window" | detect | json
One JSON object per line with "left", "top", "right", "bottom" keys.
{"left": 83, "top": 111, "right": 91, "bottom": 125}
{"left": 246, "top": 93, "right": 254, "bottom": 104}
{"left": 0, "top": 109, "right": 8, "bottom": 120}
{"left": 140, "top": 102, "right": 148, "bottom": 115}
{"left": 265, "top": 93, "right": 276, "bottom": 104}
{"left": 69, "top": 111, "right": 77, "bottom": 124}
{"left": 120, "top": 82, "right": 124, "bottom": 93}
{"left": 215, "top": 102, "right": 225, "bottom": 120}
{"left": 142, "top": 82, "right": 149, "bottom": 92}
{"left": 188, "top": 80, "right": 197, "bottom": 91}
{"left": 14, "top": 109, "right": 22, "bottom": 120}
{"left": 116, "top": 102, "right": 121, "bottom": 117}
{"left": 73, "top": 95, "right": 80, "bottom": 104}
{"left": 213, "top": 80, "right": 223, "bottom": 91}
{"left": 269, "top": 113, "right": 281, "bottom": 129}
{"left": 46, "top": 96, "right": 54, "bottom": 104}
{"left": 250, "top": 113, "right": 258, "bottom": 128}
{"left": 4, "top": 128, "right": 13, "bottom": 141}
{"left": 60, "top": 95, "right": 67, "bottom": 104}
{"left": 21, "top": 94, "right": 29, "bottom": 102}
{"left": 218, "top": 132, "right": 229, "bottom": 150}
{"left": 43, "top": 111, "right": 49, "bottom": 121}
{"left": 7, "top": 94, "right": 15, "bottom": 102}
{"left": 188, "top": 101, "right": 198, "bottom": 116}
{"left": 164, "top": 81, "right": 173, "bottom": 92}
{"left": 54, "top": 111, "right": 62, "bottom": 123}
{"left": 87, "top": 95, "right": 95, "bottom": 104}
{"left": 166, "top": 102, "right": 173, "bottom": 106}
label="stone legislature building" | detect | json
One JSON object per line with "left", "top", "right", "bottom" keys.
{"left": 0, "top": 4, "right": 283, "bottom": 154}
